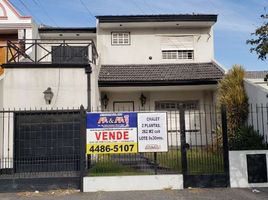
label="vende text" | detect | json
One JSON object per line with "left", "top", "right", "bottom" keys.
{"left": 95, "top": 131, "right": 129, "bottom": 140}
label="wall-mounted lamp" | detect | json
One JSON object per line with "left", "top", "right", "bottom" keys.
{"left": 140, "top": 93, "right": 147, "bottom": 107}
{"left": 43, "top": 87, "right": 54, "bottom": 105}
{"left": 264, "top": 74, "right": 268, "bottom": 85}
{"left": 101, "top": 94, "right": 109, "bottom": 109}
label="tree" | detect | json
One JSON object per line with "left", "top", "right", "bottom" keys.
{"left": 217, "top": 65, "right": 249, "bottom": 139}
{"left": 247, "top": 13, "right": 268, "bottom": 60}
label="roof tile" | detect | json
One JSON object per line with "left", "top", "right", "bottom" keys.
{"left": 99, "top": 62, "right": 224, "bottom": 84}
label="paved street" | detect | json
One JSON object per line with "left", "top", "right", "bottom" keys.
{"left": 0, "top": 188, "right": 268, "bottom": 200}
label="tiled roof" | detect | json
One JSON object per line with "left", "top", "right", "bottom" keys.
{"left": 99, "top": 62, "right": 224, "bottom": 86}
{"left": 245, "top": 71, "right": 268, "bottom": 79}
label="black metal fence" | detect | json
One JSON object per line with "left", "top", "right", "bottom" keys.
{"left": 86, "top": 104, "right": 227, "bottom": 178}
{"left": 2, "top": 103, "right": 267, "bottom": 190}
{"left": 248, "top": 104, "right": 268, "bottom": 144}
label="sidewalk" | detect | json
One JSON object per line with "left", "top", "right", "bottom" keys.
{"left": 0, "top": 188, "right": 268, "bottom": 200}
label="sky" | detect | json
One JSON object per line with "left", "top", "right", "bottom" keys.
{"left": 9, "top": 0, "right": 268, "bottom": 71}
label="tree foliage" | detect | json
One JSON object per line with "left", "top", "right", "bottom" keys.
{"left": 247, "top": 13, "right": 268, "bottom": 60}
{"left": 217, "top": 65, "right": 249, "bottom": 139}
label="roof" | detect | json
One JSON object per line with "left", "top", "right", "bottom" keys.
{"left": 99, "top": 62, "right": 224, "bottom": 87}
{"left": 96, "top": 14, "right": 217, "bottom": 23}
{"left": 38, "top": 27, "right": 96, "bottom": 33}
{"left": 245, "top": 71, "right": 268, "bottom": 79}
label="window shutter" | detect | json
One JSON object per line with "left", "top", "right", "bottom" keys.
{"left": 161, "top": 36, "right": 194, "bottom": 50}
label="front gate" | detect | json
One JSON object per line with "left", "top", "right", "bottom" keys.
{"left": 178, "top": 104, "right": 229, "bottom": 188}
{"left": 85, "top": 103, "right": 229, "bottom": 188}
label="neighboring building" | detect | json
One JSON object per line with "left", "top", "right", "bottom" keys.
{"left": 1, "top": 26, "right": 98, "bottom": 109}
{"left": 0, "top": 0, "right": 38, "bottom": 74}
{"left": 245, "top": 71, "right": 268, "bottom": 105}
{"left": 0, "top": 0, "right": 98, "bottom": 172}
{"left": 244, "top": 71, "right": 268, "bottom": 141}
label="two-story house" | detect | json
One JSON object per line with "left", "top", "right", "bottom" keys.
{"left": 96, "top": 15, "right": 224, "bottom": 112}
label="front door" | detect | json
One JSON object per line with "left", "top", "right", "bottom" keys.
{"left": 113, "top": 101, "right": 134, "bottom": 111}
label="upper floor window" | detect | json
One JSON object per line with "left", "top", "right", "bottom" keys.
{"left": 161, "top": 36, "right": 194, "bottom": 60}
{"left": 162, "top": 50, "right": 194, "bottom": 60}
{"left": 112, "top": 32, "right": 130, "bottom": 45}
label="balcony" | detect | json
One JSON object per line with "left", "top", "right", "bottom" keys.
{"left": 1, "top": 39, "right": 98, "bottom": 68}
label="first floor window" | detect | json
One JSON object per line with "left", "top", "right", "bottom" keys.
{"left": 155, "top": 101, "right": 199, "bottom": 111}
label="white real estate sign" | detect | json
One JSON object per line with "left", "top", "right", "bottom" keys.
{"left": 137, "top": 112, "right": 168, "bottom": 152}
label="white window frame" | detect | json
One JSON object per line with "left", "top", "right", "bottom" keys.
{"left": 111, "top": 32, "right": 130, "bottom": 45}
{"left": 161, "top": 36, "right": 194, "bottom": 60}
{"left": 162, "top": 50, "right": 194, "bottom": 60}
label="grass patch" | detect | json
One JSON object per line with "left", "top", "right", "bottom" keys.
{"left": 146, "top": 148, "right": 224, "bottom": 174}
{"left": 88, "top": 148, "right": 225, "bottom": 176}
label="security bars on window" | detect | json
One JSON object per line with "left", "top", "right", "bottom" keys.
{"left": 162, "top": 50, "right": 194, "bottom": 60}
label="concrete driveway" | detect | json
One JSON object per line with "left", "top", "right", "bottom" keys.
{"left": 0, "top": 188, "right": 267, "bottom": 200}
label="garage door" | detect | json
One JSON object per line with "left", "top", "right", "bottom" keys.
{"left": 14, "top": 111, "right": 81, "bottom": 173}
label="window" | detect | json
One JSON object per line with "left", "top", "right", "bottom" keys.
{"left": 161, "top": 36, "right": 194, "bottom": 60}
{"left": 112, "top": 32, "right": 130, "bottom": 45}
{"left": 162, "top": 50, "right": 194, "bottom": 60}
{"left": 155, "top": 101, "right": 199, "bottom": 111}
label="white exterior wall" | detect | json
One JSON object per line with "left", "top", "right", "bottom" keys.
{"left": 100, "top": 88, "right": 216, "bottom": 146}
{"left": 244, "top": 79, "right": 268, "bottom": 105}
{"left": 0, "top": 68, "right": 88, "bottom": 168}
{"left": 229, "top": 150, "right": 268, "bottom": 188}
{"left": 2, "top": 68, "right": 88, "bottom": 109}
{"left": 83, "top": 175, "right": 183, "bottom": 192}
{"left": 97, "top": 27, "right": 214, "bottom": 65}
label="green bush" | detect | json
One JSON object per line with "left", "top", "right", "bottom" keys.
{"left": 217, "top": 65, "right": 249, "bottom": 139}
{"left": 229, "top": 126, "right": 268, "bottom": 150}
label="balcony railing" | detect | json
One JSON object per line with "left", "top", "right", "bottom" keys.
{"left": 4, "top": 39, "right": 98, "bottom": 66}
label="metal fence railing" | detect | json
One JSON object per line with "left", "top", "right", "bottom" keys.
{"left": 247, "top": 104, "right": 268, "bottom": 144}
{"left": 0, "top": 104, "right": 232, "bottom": 179}
{"left": 86, "top": 104, "right": 226, "bottom": 176}
{"left": 3, "top": 39, "right": 98, "bottom": 65}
